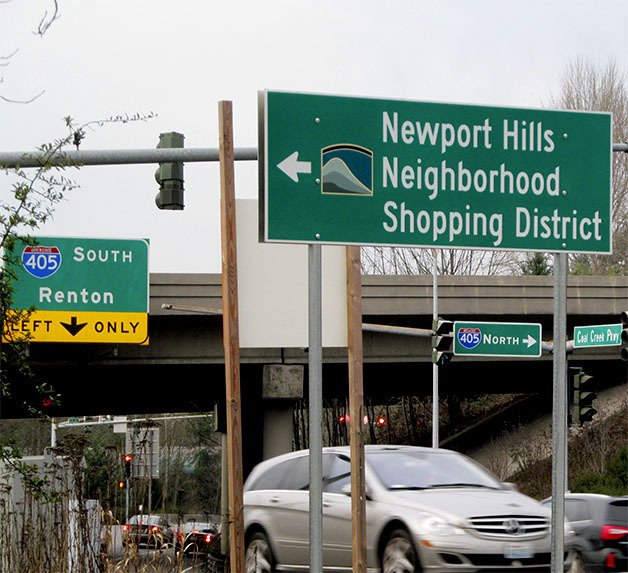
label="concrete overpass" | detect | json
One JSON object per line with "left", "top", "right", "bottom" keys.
{"left": 5, "top": 272, "right": 624, "bottom": 472}
{"left": 8, "top": 272, "right": 624, "bottom": 409}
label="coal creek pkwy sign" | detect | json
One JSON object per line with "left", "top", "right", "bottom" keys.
{"left": 573, "top": 323, "right": 622, "bottom": 349}
{"left": 4, "top": 236, "right": 149, "bottom": 344}
{"left": 260, "top": 90, "right": 612, "bottom": 253}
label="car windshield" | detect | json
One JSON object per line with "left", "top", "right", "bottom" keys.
{"left": 366, "top": 449, "right": 502, "bottom": 491}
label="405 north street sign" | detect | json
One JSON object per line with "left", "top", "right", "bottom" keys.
{"left": 454, "top": 321, "right": 542, "bottom": 358}
{"left": 259, "top": 90, "right": 611, "bottom": 253}
{"left": 3, "top": 236, "right": 149, "bottom": 344}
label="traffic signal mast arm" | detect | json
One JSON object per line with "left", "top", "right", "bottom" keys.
{"left": 0, "top": 143, "right": 624, "bottom": 169}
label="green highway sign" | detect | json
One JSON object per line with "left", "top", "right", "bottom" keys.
{"left": 454, "top": 321, "right": 542, "bottom": 357}
{"left": 573, "top": 323, "right": 622, "bottom": 348}
{"left": 260, "top": 90, "right": 611, "bottom": 253}
{"left": 4, "top": 236, "right": 150, "bottom": 344}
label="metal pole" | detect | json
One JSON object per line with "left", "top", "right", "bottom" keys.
{"left": 308, "top": 244, "right": 323, "bottom": 573}
{"left": 551, "top": 252, "right": 568, "bottom": 573}
{"left": 0, "top": 142, "right": 624, "bottom": 169}
{"left": 0, "top": 146, "right": 257, "bottom": 167}
{"left": 125, "top": 478, "right": 130, "bottom": 524}
{"left": 432, "top": 251, "right": 439, "bottom": 448}
{"left": 51, "top": 417, "right": 57, "bottom": 447}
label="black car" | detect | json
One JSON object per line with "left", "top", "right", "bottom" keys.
{"left": 175, "top": 521, "right": 219, "bottom": 557}
{"left": 122, "top": 514, "right": 175, "bottom": 549}
{"left": 542, "top": 493, "right": 627, "bottom": 572}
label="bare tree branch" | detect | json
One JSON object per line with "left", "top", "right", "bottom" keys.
{"left": 35, "top": 0, "right": 60, "bottom": 37}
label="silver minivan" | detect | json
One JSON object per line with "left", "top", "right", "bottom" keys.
{"left": 244, "top": 444, "right": 574, "bottom": 572}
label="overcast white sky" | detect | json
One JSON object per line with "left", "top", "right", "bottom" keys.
{"left": 2, "top": 0, "right": 627, "bottom": 273}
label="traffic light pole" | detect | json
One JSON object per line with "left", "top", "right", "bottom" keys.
{"left": 432, "top": 252, "right": 439, "bottom": 448}
{"left": 125, "top": 477, "right": 129, "bottom": 524}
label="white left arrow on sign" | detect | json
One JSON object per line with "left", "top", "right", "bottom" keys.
{"left": 523, "top": 334, "right": 537, "bottom": 348}
{"left": 277, "top": 151, "right": 312, "bottom": 182}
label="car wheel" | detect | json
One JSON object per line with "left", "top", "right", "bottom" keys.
{"left": 381, "top": 529, "right": 418, "bottom": 573}
{"left": 568, "top": 551, "right": 587, "bottom": 573}
{"left": 245, "top": 531, "right": 275, "bottom": 573}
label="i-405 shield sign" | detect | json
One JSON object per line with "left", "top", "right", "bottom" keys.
{"left": 454, "top": 321, "right": 542, "bottom": 357}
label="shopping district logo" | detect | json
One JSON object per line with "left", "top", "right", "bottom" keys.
{"left": 21, "top": 244, "right": 62, "bottom": 279}
{"left": 321, "top": 144, "right": 373, "bottom": 196}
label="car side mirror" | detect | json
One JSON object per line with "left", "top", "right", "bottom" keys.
{"left": 341, "top": 483, "right": 371, "bottom": 500}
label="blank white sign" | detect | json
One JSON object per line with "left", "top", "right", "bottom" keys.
{"left": 236, "top": 199, "right": 348, "bottom": 348}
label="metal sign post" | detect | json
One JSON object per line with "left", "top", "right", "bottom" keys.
{"left": 551, "top": 253, "right": 568, "bottom": 572}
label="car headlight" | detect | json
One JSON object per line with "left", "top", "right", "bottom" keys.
{"left": 420, "top": 514, "right": 465, "bottom": 537}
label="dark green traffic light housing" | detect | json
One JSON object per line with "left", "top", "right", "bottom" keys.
{"left": 569, "top": 366, "right": 597, "bottom": 426}
{"left": 155, "top": 131, "right": 184, "bottom": 210}
{"left": 432, "top": 318, "right": 454, "bottom": 366}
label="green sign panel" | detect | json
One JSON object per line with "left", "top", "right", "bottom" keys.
{"left": 260, "top": 90, "right": 611, "bottom": 253}
{"left": 4, "top": 236, "right": 150, "bottom": 344}
{"left": 9, "top": 236, "right": 149, "bottom": 312}
{"left": 573, "top": 324, "right": 622, "bottom": 348}
{"left": 454, "top": 321, "right": 542, "bottom": 357}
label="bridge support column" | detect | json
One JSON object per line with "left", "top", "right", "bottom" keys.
{"left": 262, "top": 364, "right": 304, "bottom": 460}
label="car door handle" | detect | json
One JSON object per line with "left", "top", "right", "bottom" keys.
{"left": 269, "top": 496, "right": 280, "bottom": 503}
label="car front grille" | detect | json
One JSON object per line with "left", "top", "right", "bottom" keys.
{"left": 467, "top": 514, "right": 550, "bottom": 539}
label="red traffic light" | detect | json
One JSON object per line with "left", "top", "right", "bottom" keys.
{"left": 123, "top": 453, "right": 133, "bottom": 478}
{"left": 376, "top": 415, "right": 387, "bottom": 427}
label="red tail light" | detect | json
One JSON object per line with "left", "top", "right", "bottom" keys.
{"left": 204, "top": 533, "right": 214, "bottom": 544}
{"left": 605, "top": 552, "right": 616, "bottom": 569}
{"left": 601, "top": 524, "right": 628, "bottom": 540}
{"left": 149, "top": 526, "right": 161, "bottom": 533}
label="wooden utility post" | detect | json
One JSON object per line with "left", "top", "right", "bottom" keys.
{"left": 218, "top": 100, "right": 245, "bottom": 573}
{"left": 346, "top": 245, "right": 367, "bottom": 573}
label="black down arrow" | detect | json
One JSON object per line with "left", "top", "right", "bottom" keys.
{"left": 61, "top": 316, "right": 88, "bottom": 336}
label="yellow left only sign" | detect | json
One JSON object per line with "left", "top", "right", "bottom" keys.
{"left": 2, "top": 310, "right": 149, "bottom": 345}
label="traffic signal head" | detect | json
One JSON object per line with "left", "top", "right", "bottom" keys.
{"left": 569, "top": 367, "right": 597, "bottom": 426}
{"left": 123, "top": 453, "right": 133, "bottom": 477}
{"left": 155, "top": 131, "right": 184, "bottom": 210}
{"left": 118, "top": 480, "right": 126, "bottom": 490}
{"left": 621, "top": 311, "right": 628, "bottom": 362}
{"left": 432, "top": 318, "right": 454, "bottom": 366}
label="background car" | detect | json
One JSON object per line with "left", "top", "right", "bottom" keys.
{"left": 122, "top": 514, "right": 175, "bottom": 549}
{"left": 542, "top": 493, "right": 628, "bottom": 572}
{"left": 244, "top": 444, "right": 575, "bottom": 572}
{"left": 175, "top": 520, "right": 220, "bottom": 557}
